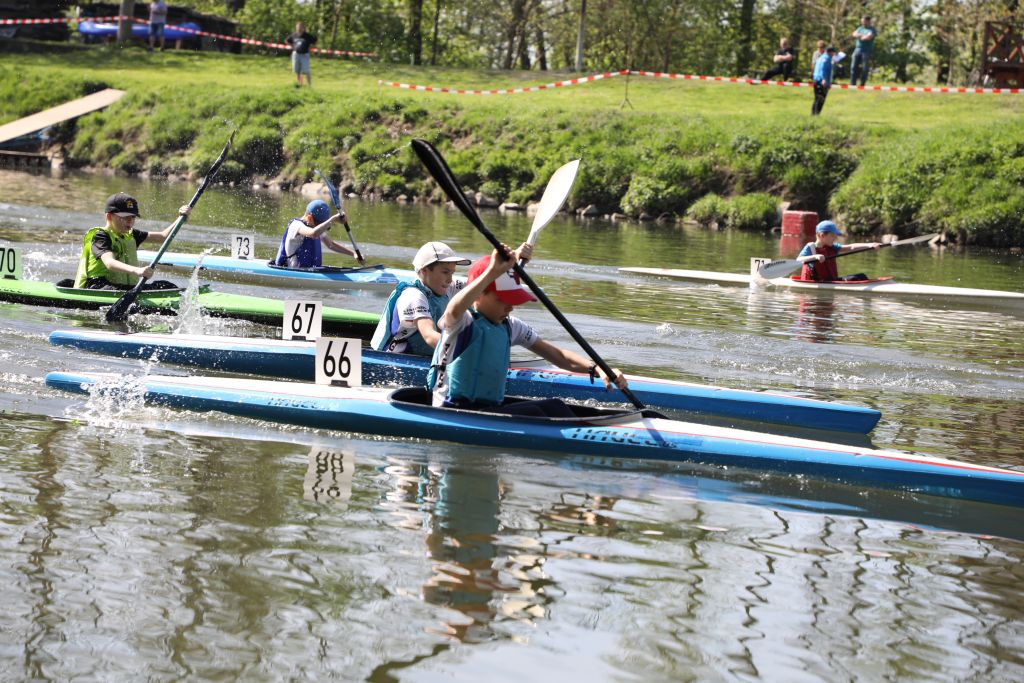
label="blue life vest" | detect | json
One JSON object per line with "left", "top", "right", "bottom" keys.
{"left": 370, "top": 280, "right": 448, "bottom": 356}
{"left": 273, "top": 217, "right": 322, "bottom": 268}
{"left": 429, "top": 309, "right": 512, "bottom": 406}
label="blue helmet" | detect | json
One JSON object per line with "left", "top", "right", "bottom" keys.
{"left": 305, "top": 200, "right": 331, "bottom": 223}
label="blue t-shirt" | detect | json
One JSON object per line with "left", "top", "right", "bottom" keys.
{"left": 854, "top": 26, "right": 877, "bottom": 54}
{"left": 813, "top": 53, "right": 833, "bottom": 85}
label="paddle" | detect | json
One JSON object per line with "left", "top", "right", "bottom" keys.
{"left": 314, "top": 169, "right": 365, "bottom": 265}
{"left": 756, "top": 232, "right": 940, "bottom": 281}
{"left": 105, "top": 131, "right": 235, "bottom": 323}
{"left": 411, "top": 138, "right": 646, "bottom": 411}
{"left": 522, "top": 159, "right": 580, "bottom": 265}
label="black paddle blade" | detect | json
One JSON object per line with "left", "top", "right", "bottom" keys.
{"left": 104, "top": 281, "right": 143, "bottom": 323}
{"left": 411, "top": 139, "right": 489, "bottom": 234}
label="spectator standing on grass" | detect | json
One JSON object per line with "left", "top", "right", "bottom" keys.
{"left": 810, "top": 40, "right": 827, "bottom": 72}
{"left": 850, "top": 15, "right": 877, "bottom": 86}
{"left": 761, "top": 38, "right": 796, "bottom": 81}
{"left": 287, "top": 22, "right": 317, "bottom": 87}
{"left": 148, "top": 0, "right": 167, "bottom": 51}
{"left": 811, "top": 45, "right": 836, "bottom": 116}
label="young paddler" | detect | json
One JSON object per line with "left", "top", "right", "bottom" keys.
{"left": 273, "top": 200, "right": 365, "bottom": 269}
{"left": 73, "top": 192, "right": 189, "bottom": 290}
{"left": 799, "top": 220, "right": 881, "bottom": 282}
{"left": 371, "top": 241, "right": 471, "bottom": 355}
{"left": 428, "top": 244, "right": 628, "bottom": 417}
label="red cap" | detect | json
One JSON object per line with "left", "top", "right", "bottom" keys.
{"left": 467, "top": 255, "right": 537, "bottom": 305}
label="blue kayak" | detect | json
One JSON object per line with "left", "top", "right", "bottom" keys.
{"left": 138, "top": 250, "right": 417, "bottom": 290}
{"left": 44, "top": 371, "right": 1024, "bottom": 508}
{"left": 48, "top": 329, "right": 881, "bottom": 433}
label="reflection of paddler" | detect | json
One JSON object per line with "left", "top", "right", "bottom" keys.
{"left": 73, "top": 193, "right": 190, "bottom": 290}
{"left": 798, "top": 221, "right": 880, "bottom": 283}
{"left": 794, "top": 293, "right": 837, "bottom": 344}
{"left": 421, "top": 464, "right": 502, "bottom": 643}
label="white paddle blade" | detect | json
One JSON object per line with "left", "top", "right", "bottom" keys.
{"left": 893, "top": 232, "right": 940, "bottom": 246}
{"left": 527, "top": 159, "right": 581, "bottom": 245}
{"left": 756, "top": 258, "right": 806, "bottom": 280}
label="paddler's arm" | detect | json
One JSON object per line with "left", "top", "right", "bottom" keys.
{"left": 320, "top": 234, "right": 358, "bottom": 259}
{"left": 295, "top": 212, "right": 341, "bottom": 238}
{"left": 531, "top": 340, "right": 629, "bottom": 391}
{"left": 839, "top": 242, "right": 881, "bottom": 253}
{"left": 142, "top": 205, "right": 191, "bottom": 243}
{"left": 439, "top": 244, "right": 516, "bottom": 330}
{"left": 100, "top": 252, "right": 154, "bottom": 280}
{"left": 414, "top": 317, "right": 441, "bottom": 348}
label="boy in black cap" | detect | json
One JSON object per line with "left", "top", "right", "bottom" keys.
{"left": 72, "top": 193, "right": 190, "bottom": 290}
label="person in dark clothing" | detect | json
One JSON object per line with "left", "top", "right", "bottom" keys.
{"left": 761, "top": 38, "right": 796, "bottom": 81}
{"left": 811, "top": 45, "right": 836, "bottom": 116}
{"left": 287, "top": 22, "right": 317, "bottom": 87}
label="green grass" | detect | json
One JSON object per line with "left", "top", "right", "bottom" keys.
{"left": 5, "top": 42, "right": 1024, "bottom": 245}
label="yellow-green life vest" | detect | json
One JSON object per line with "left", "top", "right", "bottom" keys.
{"left": 74, "top": 226, "right": 140, "bottom": 288}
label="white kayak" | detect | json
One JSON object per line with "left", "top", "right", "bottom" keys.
{"left": 620, "top": 267, "right": 1024, "bottom": 303}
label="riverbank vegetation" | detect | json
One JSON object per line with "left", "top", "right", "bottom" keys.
{"left": 2, "top": 42, "right": 1022, "bottom": 245}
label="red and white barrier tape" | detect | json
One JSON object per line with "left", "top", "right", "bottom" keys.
{"left": 380, "top": 70, "right": 629, "bottom": 94}
{"left": 0, "top": 15, "right": 375, "bottom": 58}
{"left": 383, "top": 68, "right": 1022, "bottom": 96}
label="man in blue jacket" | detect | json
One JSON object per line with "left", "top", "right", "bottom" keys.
{"left": 811, "top": 45, "right": 836, "bottom": 116}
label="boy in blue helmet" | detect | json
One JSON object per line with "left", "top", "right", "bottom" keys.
{"left": 799, "top": 220, "right": 880, "bottom": 281}
{"left": 273, "top": 200, "right": 364, "bottom": 269}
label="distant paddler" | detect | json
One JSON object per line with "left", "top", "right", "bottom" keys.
{"left": 73, "top": 192, "right": 190, "bottom": 290}
{"left": 798, "top": 220, "right": 881, "bottom": 282}
{"left": 272, "top": 200, "right": 365, "bottom": 269}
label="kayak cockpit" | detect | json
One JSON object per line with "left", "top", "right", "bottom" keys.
{"left": 265, "top": 261, "right": 387, "bottom": 275}
{"left": 387, "top": 387, "right": 659, "bottom": 424}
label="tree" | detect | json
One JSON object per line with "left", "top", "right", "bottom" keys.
{"left": 574, "top": 0, "right": 586, "bottom": 70}
{"left": 117, "top": 0, "right": 136, "bottom": 44}
{"left": 408, "top": 0, "right": 424, "bottom": 64}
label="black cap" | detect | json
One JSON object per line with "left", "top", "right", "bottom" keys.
{"left": 826, "top": 45, "right": 837, "bottom": 53}
{"left": 105, "top": 192, "right": 140, "bottom": 217}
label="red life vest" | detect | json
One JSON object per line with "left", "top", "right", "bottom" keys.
{"left": 800, "top": 243, "right": 841, "bottom": 281}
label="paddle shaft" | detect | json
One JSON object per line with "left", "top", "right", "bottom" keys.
{"left": 758, "top": 233, "right": 939, "bottom": 280}
{"left": 105, "top": 132, "right": 234, "bottom": 323}
{"left": 315, "top": 169, "right": 364, "bottom": 263}
{"left": 411, "top": 139, "right": 645, "bottom": 410}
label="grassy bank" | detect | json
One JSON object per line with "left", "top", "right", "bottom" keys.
{"left": 4, "top": 42, "right": 1023, "bottom": 246}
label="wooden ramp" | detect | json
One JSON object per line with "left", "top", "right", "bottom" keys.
{"left": 0, "top": 89, "right": 125, "bottom": 145}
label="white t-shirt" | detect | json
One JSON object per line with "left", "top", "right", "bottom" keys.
{"left": 379, "top": 279, "right": 465, "bottom": 353}
{"left": 431, "top": 311, "right": 539, "bottom": 406}
{"left": 280, "top": 218, "right": 314, "bottom": 268}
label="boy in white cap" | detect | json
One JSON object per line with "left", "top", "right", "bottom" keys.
{"left": 273, "top": 200, "right": 363, "bottom": 269}
{"left": 371, "top": 241, "right": 472, "bottom": 355}
{"left": 429, "top": 244, "right": 627, "bottom": 416}
{"left": 799, "top": 220, "right": 880, "bottom": 281}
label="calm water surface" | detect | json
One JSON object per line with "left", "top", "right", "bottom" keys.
{"left": 1, "top": 169, "right": 1023, "bottom": 680}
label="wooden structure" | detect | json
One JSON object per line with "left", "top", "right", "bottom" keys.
{"left": 984, "top": 21, "right": 1024, "bottom": 87}
{"left": 0, "top": 88, "right": 125, "bottom": 146}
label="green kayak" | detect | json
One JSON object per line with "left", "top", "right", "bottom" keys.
{"left": 0, "top": 279, "right": 379, "bottom": 337}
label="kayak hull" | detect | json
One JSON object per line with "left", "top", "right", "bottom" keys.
{"left": 44, "top": 371, "right": 1024, "bottom": 508}
{"left": 620, "top": 267, "right": 1024, "bottom": 302}
{"left": 138, "top": 250, "right": 417, "bottom": 290}
{"left": 48, "top": 329, "right": 882, "bottom": 433}
{"left": 0, "top": 280, "right": 379, "bottom": 338}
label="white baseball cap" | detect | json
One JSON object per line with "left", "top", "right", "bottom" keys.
{"left": 412, "top": 241, "right": 471, "bottom": 272}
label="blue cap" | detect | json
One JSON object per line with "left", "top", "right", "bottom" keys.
{"left": 306, "top": 200, "right": 331, "bottom": 223}
{"left": 816, "top": 220, "right": 843, "bottom": 236}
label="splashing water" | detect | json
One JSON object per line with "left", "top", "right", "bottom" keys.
{"left": 173, "top": 249, "right": 214, "bottom": 335}
{"left": 71, "top": 373, "right": 149, "bottom": 431}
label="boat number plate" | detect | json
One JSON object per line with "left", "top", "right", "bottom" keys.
{"left": 315, "top": 337, "right": 362, "bottom": 386}
{"left": 749, "top": 257, "right": 770, "bottom": 278}
{"left": 0, "top": 245, "right": 22, "bottom": 280}
{"left": 283, "top": 300, "right": 322, "bottom": 341}
{"left": 230, "top": 233, "right": 256, "bottom": 260}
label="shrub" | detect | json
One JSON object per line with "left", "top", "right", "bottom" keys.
{"left": 686, "top": 194, "right": 728, "bottom": 226}
{"left": 725, "top": 193, "right": 778, "bottom": 231}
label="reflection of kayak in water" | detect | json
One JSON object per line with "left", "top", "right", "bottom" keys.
{"left": 620, "top": 267, "right": 1024, "bottom": 303}
{"left": 46, "top": 329, "right": 882, "bottom": 433}
{"left": 44, "top": 371, "right": 1024, "bottom": 508}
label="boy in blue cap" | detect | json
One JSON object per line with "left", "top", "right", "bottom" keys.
{"left": 799, "top": 220, "right": 880, "bottom": 281}
{"left": 273, "top": 200, "right": 364, "bottom": 269}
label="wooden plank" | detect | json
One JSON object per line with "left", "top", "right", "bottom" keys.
{"left": 0, "top": 88, "right": 125, "bottom": 144}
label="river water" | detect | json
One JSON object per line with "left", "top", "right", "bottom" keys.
{"left": 1, "top": 168, "right": 1023, "bottom": 680}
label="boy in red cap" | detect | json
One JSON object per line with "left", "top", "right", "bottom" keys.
{"left": 429, "top": 244, "right": 627, "bottom": 416}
